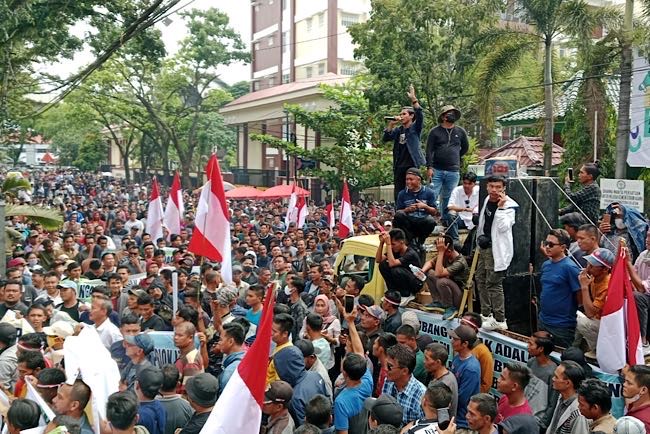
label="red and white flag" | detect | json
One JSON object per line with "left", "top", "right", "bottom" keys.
{"left": 163, "top": 172, "right": 184, "bottom": 238}
{"left": 339, "top": 180, "right": 354, "bottom": 238}
{"left": 146, "top": 177, "right": 164, "bottom": 242}
{"left": 296, "top": 191, "right": 308, "bottom": 228}
{"left": 325, "top": 202, "right": 335, "bottom": 231}
{"left": 188, "top": 154, "right": 232, "bottom": 283}
{"left": 597, "top": 246, "right": 644, "bottom": 373}
{"left": 199, "top": 284, "right": 276, "bottom": 434}
{"left": 285, "top": 184, "right": 298, "bottom": 227}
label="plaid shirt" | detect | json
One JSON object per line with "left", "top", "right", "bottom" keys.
{"left": 561, "top": 182, "right": 601, "bottom": 224}
{"left": 382, "top": 375, "right": 426, "bottom": 424}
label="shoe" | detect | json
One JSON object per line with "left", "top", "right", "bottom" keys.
{"left": 400, "top": 295, "right": 415, "bottom": 307}
{"left": 643, "top": 342, "right": 650, "bottom": 356}
{"left": 584, "top": 350, "right": 597, "bottom": 360}
{"left": 493, "top": 319, "right": 508, "bottom": 331}
{"left": 480, "top": 314, "right": 497, "bottom": 331}
{"left": 443, "top": 307, "right": 458, "bottom": 320}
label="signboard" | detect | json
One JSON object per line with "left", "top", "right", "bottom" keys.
{"left": 128, "top": 273, "right": 146, "bottom": 288}
{"left": 163, "top": 247, "right": 176, "bottom": 264}
{"left": 409, "top": 309, "right": 625, "bottom": 418}
{"left": 599, "top": 178, "right": 645, "bottom": 212}
{"left": 77, "top": 279, "right": 104, "bottom": 302}
{"left": 629, "top": 51, "right": 650, "bottom": 167}
{"left": 148, "top": 331, "right": 200, "bottom": 367}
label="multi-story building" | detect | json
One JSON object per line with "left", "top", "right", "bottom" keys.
{"left": 221, "top": 0, "right": 370, "bottom": 199}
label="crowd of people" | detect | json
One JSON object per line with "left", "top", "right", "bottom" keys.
{"left": 0, "top": 155, "right": 647, "bottom": 434}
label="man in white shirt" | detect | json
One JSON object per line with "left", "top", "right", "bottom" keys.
{"left": 89, "top": 298, "right": 122, "bottom": 350}
{"left": 446, "top": 172, "right": 479, "bottom": 243}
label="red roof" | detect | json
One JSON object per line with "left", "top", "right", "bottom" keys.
{"left": 479, "top": 136, "right": 564, "bottom": 167}
{"left": 224, "top": 73, "right": 348, "bottom": 107}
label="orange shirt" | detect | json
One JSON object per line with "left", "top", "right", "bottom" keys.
{"left": 590, "top": 274, "right": 610, "bottom": 320}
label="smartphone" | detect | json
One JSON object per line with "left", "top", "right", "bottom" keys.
{"left": 344, "top": 295, "right": 355, "bottom": 313}
{"left": 602, "top": 213, "right": 611, "bottom": 225}
{"left": 568, "top": 167, "right": 574, "bottom": 182}
{"left": 383, "top": 116, "right": 397, "bottom": 121}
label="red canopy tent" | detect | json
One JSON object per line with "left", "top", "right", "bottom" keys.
{"left": 259, "top": 184, "right": 310, "bottom": 199}
{"left": 225, "top": 186, "right": 261, "bottom": 199}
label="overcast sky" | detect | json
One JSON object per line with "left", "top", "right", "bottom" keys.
{"left": 39, "top": 0, "right": 251, "bottom": 90}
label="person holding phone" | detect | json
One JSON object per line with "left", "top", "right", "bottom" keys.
{"left": 474, "top": 175, "right": 518, "bottom": 332}
{"left": 382, "top": 85, "right": 426, "bottom": 202}
{"left": 559, "top": 162, "right": 601, "bottom": 225}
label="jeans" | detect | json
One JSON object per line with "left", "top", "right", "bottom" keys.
{"left": 445, "top": 215, "right": 468, "bottom": 242}
{"left": 475, "top": 246, "right": 506, "bottom": 322}
{"left": 538, "top": 319, "right": 575, "bottom": 349}
{"left": 429, "top": 169, "right": 460, "bottom": 222}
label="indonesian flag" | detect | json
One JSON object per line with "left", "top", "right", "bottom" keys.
{"left": 296, "top": 192, "right": 308, "bottom": 228}
{"left": 339, "top": 180, "right": 354, "bottom": 238}
{"left": 199, "top": 283, "right": 276, "bottom": 434}
{"left": 163, "top": 172, "right": 184, "bottom": 238}
{"left": 596, "top": 246, "right": 644, "bottom": 373}
{"left": 188, "top": 154, "right": 232, "bottom": 283}
{"left": 325, "top": 202, "right": 335, "bottom": 231}
{"left": 146, "top": 177, "right": 164, "bottom": 242}
{"left": 285, "top": 185, "right": 298, "bottom": 227}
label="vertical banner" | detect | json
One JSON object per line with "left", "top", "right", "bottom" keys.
{"left": 172, "top": 271, "right": 179, "bottom": 319}
{"left": 629, "top": 50, "right": 650, "bottom": 166}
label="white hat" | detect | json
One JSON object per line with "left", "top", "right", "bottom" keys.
{"left": 615, "top": 417, "right": 646, "bottom": 434}
{"left": 43, "top": 321, "right": 75, "bottom": 338}
{"left": 384, "top": 221, "right": 392, "bottom": 227}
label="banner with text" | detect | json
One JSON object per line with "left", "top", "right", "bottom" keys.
{"left": 599, "top": 178, "right": 645, "bottom": 212}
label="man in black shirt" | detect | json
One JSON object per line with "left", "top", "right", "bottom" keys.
{"left": 56, "top": 280, "right": 81, "bottom": 322}
{"left": 425, "top": 105, "right": 470, "bottom": 228}
{"left": 180, "top": 373, "right": 218, "bottom": 434}
{"left": 138, "top": 294, "right": 167, "bottom": 331}
{"left": 376, "top": 228, "right": 423, "bottom": 298}
{"left": 382, "top": 85, "right": 426, "bottom": 201}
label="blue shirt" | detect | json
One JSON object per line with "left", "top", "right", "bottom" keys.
{"left": 451, "top": 354, "right": 481, "bottom": 429}
{"left": 396, "top": 186, "right": 437, "bottom": 219}
{"left": 245, "top": 308, "right": 262, "bottom": 326}
{"left": 139, "top": 400, "right": 167, "bottom": 434}
{"left": 539, "top": 256, "right": 581, "bottom": 328}
{"left": 382, "top": 375, "right": 426, "bottom": 424}
{"left": 334, "top": 368, "right": 373, "bottom": 431}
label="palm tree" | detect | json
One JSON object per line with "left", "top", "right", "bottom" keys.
{"left": 475, "top": 0, "right": 614, "bottom": 174}
{"left": 1, "top": 174, "right": 63, "bottom": 231}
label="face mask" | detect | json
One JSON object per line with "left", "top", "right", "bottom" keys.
{"left": 444, "top": 112, "right": 457, "bottom": 123}
{"left": 28, "top": 259, "right": 38, "bottom": 266}
{"left": 283, "top": 286, "right": 292, "bottom": 296}
{"left": 615, "top": 218, "right": 625, "bottom": 229}
{"left": 242, "top": 266, "right": 253, "bottom": 273}
{"left": 628, "top": 392, "right": 642, "bottom": 404}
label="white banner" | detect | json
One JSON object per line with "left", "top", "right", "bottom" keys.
{"left": 599, "top": 178, "right": 645, "bottom": 212}
{"left": 628, "top": 51, "right": 650, "bottom": 166}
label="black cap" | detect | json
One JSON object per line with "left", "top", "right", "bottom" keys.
{"left": 405, "top": 167, "right": 422, "bottom": 179}
{"left": 0, "top": 324, "right": 17, "bottom": 346}
{"left": 294, "top": 339, "right": 320, "bottom": 357}
{"left": 264, "top": 380, "right": 293, "bottom": 406}
{"left": 364, "top": 394, "right": 404, "bottom": 428}
{"left": 186, "top": 373, "right": 219, "bottom": 408}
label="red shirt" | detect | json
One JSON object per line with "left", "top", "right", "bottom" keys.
{"left": 627, "top": 402, "right": 650, "bottom": 433}
{"left": 496, "top": 395, "right": 533, "bottom": 423}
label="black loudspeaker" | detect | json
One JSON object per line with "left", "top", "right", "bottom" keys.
{"left": 476, "top": 177, "right": 560, "bottom": 335}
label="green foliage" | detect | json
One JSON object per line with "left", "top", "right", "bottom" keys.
{"left": 252, "top": 80, "right": 392, "bottom": 192}
{"left": 349, "top": 0, "right": 503, "bottom": 120}
{"left": 74, "top": 130, "right": 107, "bottom": 171}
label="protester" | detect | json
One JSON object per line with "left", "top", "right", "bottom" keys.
{"left": 262, "top": 380, "right": 295, "bottom": 434}
{"left": 449, "top": 325, "right": 481, "bottom": 432}
{"left": 547, "top": 361, "right": 588, "bottom": 434}
{"left": 559, "top": 162, "right": 601, "bottom": 225}
{"left": 376, "top": 229, "right": 423, "bottom": 298}
{"left": 157, "top": 364, "right": 193, "bottom": 434}
{"left": 180, "top": 373, "right": 219, "bottom": 434}
{"left": 392, "top": 167, "right": 437, "bottom": 249}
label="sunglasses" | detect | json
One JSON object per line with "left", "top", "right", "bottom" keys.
{"left": 544, "top": 241, "right": 562, "bottom": 247}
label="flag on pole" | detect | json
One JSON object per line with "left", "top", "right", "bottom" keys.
{"left": 596, "top": 246, "right": 644, "bottom": 373}
{"left": 339, "top": 180, "right": 354, "bottom": 238}
{"left": 146, "top": 177, "right": 164, "bottom": 242}
{"left": 296, "top": 190, "right": 308, "bottom": 228}
{"left": 188, "top": 154, "right": 233, "bottom": 283}
{"left": 199, "top": 284, "right": 276, "bottom": 434}
{"left": 163, "top": 171, "right": 184, "bottom": 238}
{"left": 285, "top": 184, "right": 298, "bottom": 227}
{"left": 325, "top": 202, "right": 335, "bottom": 231}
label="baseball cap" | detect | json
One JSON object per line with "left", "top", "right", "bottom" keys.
{"left": 264, "top": 380, "right": 293, "bottom": 405}
{"left": 0, "top": 324, "right": 17, "bottom": 346}
{"left": 614, "top": 416, "right": 646, "bottom": 434}
{"left": 364, "top": 394, "right": 404, "bottom": 428}
{"left": 28, "top": 230, "right": 39, "bottom": 238}
{"left": 136, "top": 366, "right": 163, "bottom": 396}
{"left": 321, "top": 275, "right": 335, "bottom": 286}
{"left": 381, "top": 291, "right": 401, "bottom": 306}
{"left": 294, "top": 339, "right": 320, "bottom": 357}
{"left": 448, "top": 325, "right": 477, "bottom": 344}
{"left": 405, "top": 167, "right": 422, "bottom": 179}
{"left": 216, "top": 288, "right": 238, "bottom": 306}
{"left": 43, "top": 321, "right": 74, "bottom": 338}
{"left": 362, "top": 305, "right": 385, "bottom": 321}
{"left": 401, "top": 310, "right": 421, "bottom": 333}
{"left": 128, "top": 288, "right": 147, "bottom": 298}
{"left": 57, "top": 280, "right": 78, "bottom": 291}
{"left": 123, "top": 333, "right": 154, "bottom": 355}
{"left": 384, "top": 221, "right": 392, "bottom": 227}
{"left": 7, "top": 258, "right": 26, "bottom": 268}
{"left": 584, "top": 248, "right": 614, "bottom": 269}
{"left": 186, "top": 373, "right": 219, "bottom": 407}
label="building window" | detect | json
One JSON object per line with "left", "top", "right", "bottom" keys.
{"left": 306, "top": 17, "right": 313, "bottom": 32}
{"left": 282, "top": 73, "right": 290, "bottom": 83}
{"left": 268, "top": 36, "right": 274, "bottom": 46}
{"left": 340, "top": 62, "right": 361, "bottom": 76}
{"left": 341, "top": 13, "right": 359, "bottom": 28}
{"left": 282, "top": 31, "right": 288, "bottom": 53}
{"left": 254, "top": 42, "right": 260, "bottom": 51}
{"left": 268, "top": 77, "right": 275, "bottom": 87}
{"left": 318, "top": 63, "right": 325, "bottom": 75}
{"left": 306, "top": 66, "right": 313, "bottom": 78}
{"left": 318, "top": 12, "right": 325, "bottom": 27}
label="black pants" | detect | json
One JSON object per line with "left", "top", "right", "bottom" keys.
{"left": 393, "top": 211, "right": 436, "bottom": 245}
{"left": 394, "top": 166, "right": 409, "bottom": 202}
{"left": 379, "top": 261, "right": 423, "bottom": 297}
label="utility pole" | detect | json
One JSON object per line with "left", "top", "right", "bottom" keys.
{"left": 615, "top": 0, "right": 634, "bottom": 179}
